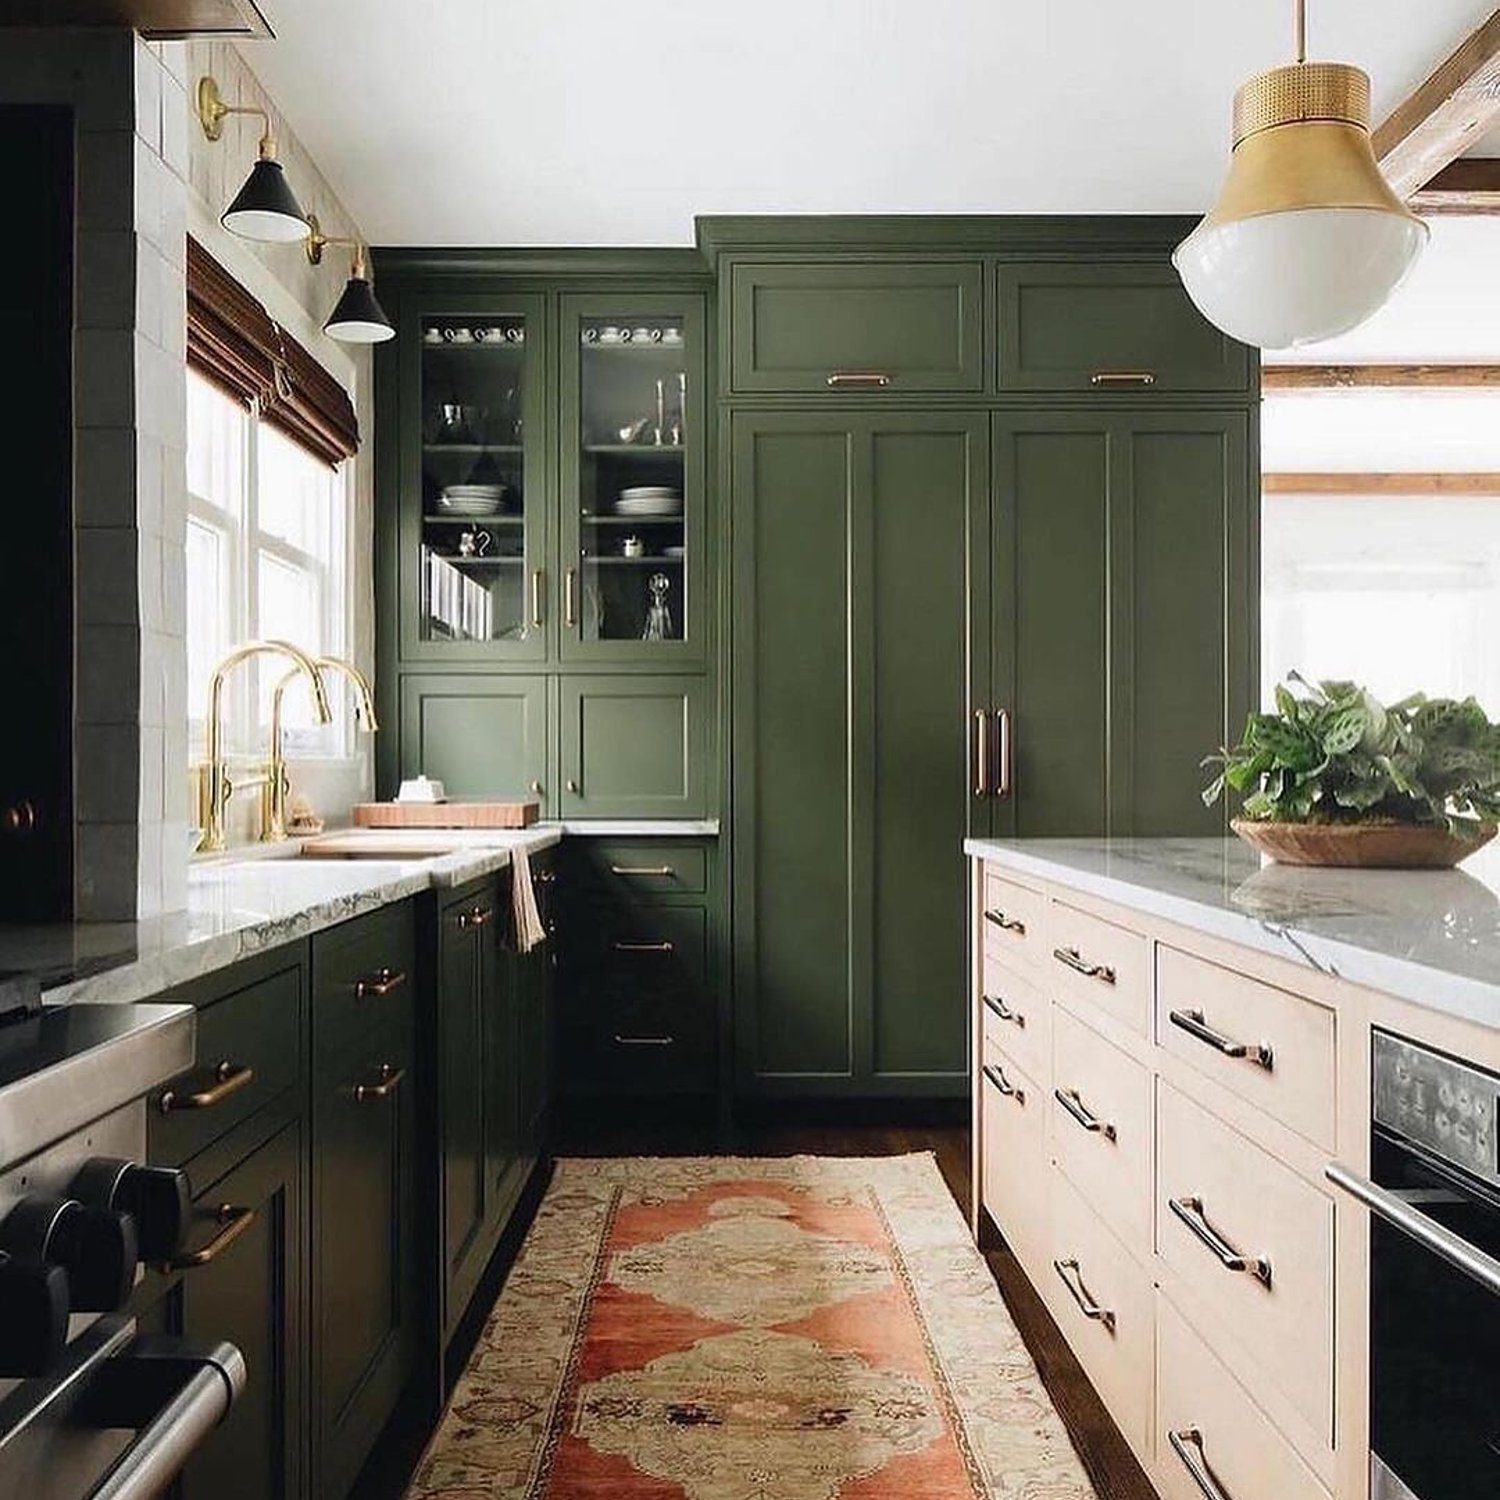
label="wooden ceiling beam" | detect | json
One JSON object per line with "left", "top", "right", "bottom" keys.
{"left": 1263, "top": 472, "right": 1500, "bottom": 496}
{"left": 1263, "top": 363, "right": 1500, "bottom": 391}
{"left": 1409, "top": 157, "right": 1500, "bottom": 214}
{"left": 1373, "top": 10, "right": 1500, "bottom": 199}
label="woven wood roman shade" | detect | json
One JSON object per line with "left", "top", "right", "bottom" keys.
{"left": 186, "top": 236, "right": 359, "bottom": 465}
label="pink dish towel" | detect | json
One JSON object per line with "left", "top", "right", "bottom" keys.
{"left": 511, "top": 845, "right": 546, "bottom": 954}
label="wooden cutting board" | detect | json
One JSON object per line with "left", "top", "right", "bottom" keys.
{"left": 353, "top": 800, "right": 539, "bottom": 829}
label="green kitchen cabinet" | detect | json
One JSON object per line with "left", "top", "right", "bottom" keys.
{"left": 398, "top": 672, "right": 550, "bottom": 808}
{"left": 558, "top": 675, "right": 709, "bottom": 818}
{"left": 513, "top": 855, "right": 557, "bottom": 1156}
{"left": 730, "top": 411, "right": 990, "bottom": 1096}
{"left": 987, "top": 408, "right": 1254, "bottom": 839}
{"left": 726, "top": 259, "right": 986, "bottom": 394}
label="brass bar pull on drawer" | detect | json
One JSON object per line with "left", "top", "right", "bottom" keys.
{"left": 1169, "top": 1429, "right": 1236, "bottom": 1500}
{"left": 995, "top": 708, "right": 1013, "bottom": 798}
{"left": 354, "top": 1063, "right": 406, "bottom": 1103}
{"left": 158, "top": 1061, "right": 255, "bottom": 1114}
{"left": 613, "top": 940, "right": 675, "bottom": 954}
{"left": 1055, "top": 1086, "right": 1116, "bottom": 1140}
{"left": 973, "top": 709, "right": 989, "bottom": 797}
{"left": 609, "top": 865, "right": 676, "bottom": 878}
{"left": 982, "top": 993, "right": 1025, "bottom": 1028}
{"left": 984, "top": 908, "right": 1025, "bottom": 935}
{"left": 614, "top": 1034, "right": 675, "bottom": 1047}
{"left": 1169, "top": 1008, "right": 1273, "bottom": 1070}
{"left": 355, "top": 966, "right": 407, "bottom": 1000}
{"left": 1052, "top": 1258, "right": 1116, "bottom": 1333}
{"left": 981, "top": 1062, "right": 1025, "bottom": 1104}
{"left": 160, "top": 1203, "right": 256, "bottom": 1271}
{"left": 1169, "top": 1195, "right": 1272, "bottom": 1286}
{"left": 1090, "top": 370, "right": 1156, "bottom": 387}
{"left": 825, "top": 371, "right": 892, "bottom": 388}
{"left": 1053, "top": 946, "right": 1116, "bottom": 984}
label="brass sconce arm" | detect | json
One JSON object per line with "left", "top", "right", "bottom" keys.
{"left": 196, "top": 75, "right": 280, "bottom": 155}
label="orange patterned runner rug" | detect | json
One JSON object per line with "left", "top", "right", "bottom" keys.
{"left": 407, "top": 1155, "right": 1096, "bottom": 1499}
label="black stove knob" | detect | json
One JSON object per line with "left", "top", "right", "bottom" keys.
{"left": 0, "top": 1250, "right": 69, "bottom": 1377}
{"left": 71, "top": 1158, "right": 192, "bottom": 1262}
{"left": 0, "top": 1197, "right": 138, "bottom": 1313}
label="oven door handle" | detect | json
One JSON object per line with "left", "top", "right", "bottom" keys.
{"left": 1326, "top": 1161, "right": 1500, "bottom": 1299}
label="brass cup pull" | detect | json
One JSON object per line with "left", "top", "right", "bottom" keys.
{"left": 982, "top": 993, "right": 1025, "bottom": 1029}
{"left": 825, "top": 370, "right": 892, "bottom": 388}
{"left": 1090, "top": 370, "right": 1157, "bottom": 387}
{"left": 1055, "top": 1086, "right": 1116, "bottom": 1141}
{"left": 981, "top": 1062, "right": 1025, "bottom": 1105}
{"left": 160, "top": 1203, "right": 256, "bottom": 1271}
{"left": 355, "top": 966, "right": 407, "bottom": 1000}
{"left": 984, "top": 908, "right": 1025, "bottom": 935}
{"left": 614, "top": 1034, "right": 675, "bottom": 1047}
{"left": 158, "top": 1061, "right": 255, "bottom": 1114}
{"left": 974, "top": 709, "right": 989, "bottom": 798}
{"left": 609, "top": 865, "right": 676, "bottom": 878}
{"left": 613, "top": 940, "right": 675, "bottom": 954}
{"left": 1053, "top": 946, "right": 1116, "bottom": 985}
{"left": 1168, "top": 1195, "right": 1272, "bottom": 1286}
{"left": 1052, "top": 1258, "right": 1116, "bottom": 1333}
{"left": 1169, "top": 1428, "right": 1236, "bottom": 1500}
{"left": 353, "top": 1063, "right": 406, "bottom": 1103}
{"left": 1169, "top": 1008, "right": 1274, "bottom": 1071}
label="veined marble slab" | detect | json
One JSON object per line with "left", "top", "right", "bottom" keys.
{"left": 965, "top": 836, "right": 1500, "bottom": 1033}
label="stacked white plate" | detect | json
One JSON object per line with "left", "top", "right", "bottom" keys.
{"left": 615, "top": 485, "right": 683, "bottom": 518}
{"left": 440, "top": 483, "right": 507, "bottom": 516}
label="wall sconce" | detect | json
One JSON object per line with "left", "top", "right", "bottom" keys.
{"left": 305, "top": 217, "right": 396, "bottom": 345}
{"left": 196, "top": 75, "right": 312, "bottom": 244}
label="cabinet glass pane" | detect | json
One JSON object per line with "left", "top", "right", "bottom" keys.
{"left": 575, "top": 315, "right": 689, "bottom": 643}
{"left": 418, "top": 314, "right": 530, "bottom": 643}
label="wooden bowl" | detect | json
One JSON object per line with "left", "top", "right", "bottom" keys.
{"left": 1231, "top": 818, "right": 1498, "bottom": 869}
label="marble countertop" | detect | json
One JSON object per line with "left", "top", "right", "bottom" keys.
{"left": 965, "top": 836, "right": 1500, "bottom": 1033}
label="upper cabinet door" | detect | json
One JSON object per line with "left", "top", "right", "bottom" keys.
{"left": 559, "top": 293, "right": 706, "bottom": 664}
{"left": 727, "top": 260, "right": 985, "bottom": 394}
{"left": 996, "top": 262, "right": 1252, "bottom": 394}
{"left": 398, "top": 293, "right": 550, "bottom": 660}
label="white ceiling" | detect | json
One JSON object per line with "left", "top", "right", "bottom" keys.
{"left": 243, "top": 0, "right": 1498, "bottom": 246}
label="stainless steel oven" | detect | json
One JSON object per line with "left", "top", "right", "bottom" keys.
{"left": 1328, "top": 1030, "right": 1500, "bottom": 1500}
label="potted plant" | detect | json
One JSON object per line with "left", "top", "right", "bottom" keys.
{"left": 1203, "top": 674, "right": 1500, "bottom": 867}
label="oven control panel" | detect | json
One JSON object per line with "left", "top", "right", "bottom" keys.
{"left": 1374, "top": 1030, "right": 1500, "bottom": 1186}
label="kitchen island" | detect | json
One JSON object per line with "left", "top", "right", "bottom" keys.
{"left": 965, "top": 835, "right": 1500, "bottom": 1500}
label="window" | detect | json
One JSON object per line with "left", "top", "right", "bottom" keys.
{"left": 185, "top": 370, "right": 350, "bottom": 757}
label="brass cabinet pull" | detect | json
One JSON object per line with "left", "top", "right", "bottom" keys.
{"left": 614, "top": 1034, "right": 675, "bottom": 1047}
{"left": 994, "top": 708, "right": 1013, "bottom": 798}
{"left": 609, "top": 865, "right": 676, "bottom": 878}
{"left": 458, "top": 905, "right": 493, "bottom": 930}
{"left": 566, "top": 778, "right": 580, "bottom": 795}
{"left": 529, "top": 779, "right": 544, "bottom": 797}
{"left": 158, "top": 1061, "right": 255, "bottom": 1114}
{"left": 530, "top": 568, "right": 545, "bottom": 627}
{"left": 981, "top": 1062, "right": 1025, "bottom": 1105}
{"left": 1052, "top": 1258, "right": 1116, "bottom": 1333}
{"left": 564, "top": 567, "right": 578, "bottom": 627}
{"left": 982, "top": 993, "right": 1025, "bottom": 1029}
{"left": 1053, "top": 946, "right": 1116, "bottom": 985}
{"left": 1169, "top": 1429, "right": 1236, "bottom": 1500}
{"left": 353, "top": 1063, "right": 406, "bottom": 1103}
{"left": 825, "top": 371, "right": 892, "bottom": 388}
{"left": 1169, "top": 1008, "right": 1274, "bottom": 1071}
{"left": 613, "top": 940, "right": 675, "bottom": 954}
{"left": 973, "top": 709, "right": 989, "bottom": 797}
{"left": 160, "top": 1203, "right": 256, "bottom": 1271}
{"left": 984, "top": 908, "right": 1025, "bottom": 935}
{"left": 1168, "top": 1195, "right": 1272, "bottom": 1286}
{"left": 1090, "top": 370, "right": 1157, "bottom": 387}
{"left": 354, "top": 966, "right": 406, "bottom": 1000}
{"left": 1055, "top": 1086, "right": 1116, "bottom": 1141}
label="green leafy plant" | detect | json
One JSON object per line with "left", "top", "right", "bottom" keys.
{"left": 1203, "top": 674, "right": 1500, "bottom": 834}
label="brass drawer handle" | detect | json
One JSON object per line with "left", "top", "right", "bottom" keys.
{"left": 1169, "top": 1428, "right": 1236, "bottom": 1500}
{"left": 995, "top": 707, "right": 1013, "bottom": 797}
{"left": 609, "top": 865, "right": 676, "bottom": 878}
{"left": 1090, "top": 370, "right": 1156, "bottom": 387}
{"left": 984, "top": 908, "right": 1025, "bottom": 935}
{"left": 158, "top": 1061, "right": 255, "bottom": 1114}
{"left": 1055, "top": 1086, "right": 1116, "bottom": 1141}
{"left": 982, "top": 993, "right": 1025, "bottom": 1029}
{"left": 355, "top": 966, "right": 407, "bottom": 1000}
{"left": 353, "top": 1063, "right": 406, "bottom": 1103}
{"left": 531, "top": 568, "right": 545, "bottom": 627}
{"left": 564, "top": 566, "right": 578, "bottom": 627}
{"left": 981, "top": 1062, "right": 1025, "bottom": 1105}
{"left": 613, "top": 940, "right": 675, "bottom": 954}
{"left": 1052, "top": 1258, "right": 1116, "bottom": 1333}
{"left": 825, "top": 371, "right": 892, "bottom": 388}
{"left": 973, "top": 709, "right": 989, "bottom": 798}
{"left": 1169, "top": 1008, "right": 1274, "bottom": 1071}
{"left": 1168, "top": 1195, "right": 1272, "bottom": 1286}
{"left": 458, "top": 905, "right": 493, "bottom": 930}
{"left": 1053, "top": 946, "right": 1116, "bottom": 984}
{"left": 614, "top": 1034, "right": 675, "bottom": 1047}
{"left": 160, "top": 1203, "right": 256, "bottom": 1271}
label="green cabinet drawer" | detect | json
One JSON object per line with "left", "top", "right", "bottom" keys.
{"left": 151, "top": 956, "right": 305, "bottom": 1170}
{"left": 578, "top": 838, "right": 709, "bottom": 895}
{"left": 996, "top": 262, "right": 1251, "bottom": 393}
{"left": 559, "top": 675, "right": 708, "bottom": 818}
{"left": 310, "top": 899, "right": 417, "bottom": 1073}
{"left": 729, "top": 260, "right": 985, "bottom": 394}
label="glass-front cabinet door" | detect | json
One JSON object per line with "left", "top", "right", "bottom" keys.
{"left": 559, "top": 294, "right": 705, "bottom": 663}
{"left": 402, "top": 294, "right": 548, "bottom": 660}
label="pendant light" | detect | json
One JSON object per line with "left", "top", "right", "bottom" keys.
{"left": 1173, "top": 0, "right": 1427, "bottom": 350}
{"left": 305, "top": 219, "right": 396, "bottom": 344}
{"left": 197, "top": 77, "right": 312, "bottom": 245}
